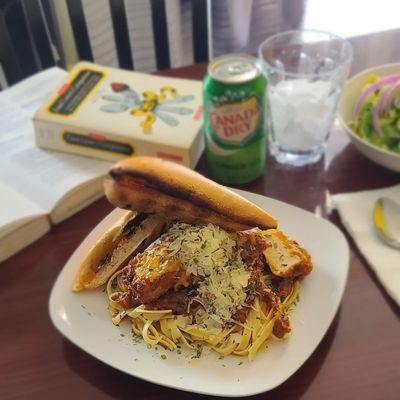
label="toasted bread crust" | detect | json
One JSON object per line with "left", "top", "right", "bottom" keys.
{"left": 104, "top": 178, "right": 253, "bottom": 231}
{"left": 108, "top": 157, "right": 278, "bottom": 230}
{"left": 72, "top": 211, "right": 135, "bottom": 291}
{"left": 72, "top": 212, "right": 165, "bottom": 291}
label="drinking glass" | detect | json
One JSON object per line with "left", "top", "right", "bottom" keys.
{"left": 259, "top": 30, "right": 353, "bottom": 166}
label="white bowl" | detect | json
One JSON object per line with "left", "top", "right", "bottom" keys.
{"left": 338, "top": 63, "right": 400, "bottom": 172}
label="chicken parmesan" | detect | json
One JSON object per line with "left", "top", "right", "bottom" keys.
{"left": 73, "top": 156, "right": 313, "bottom": 360}
{"left": 106, "top": 222, "right": 311, "bottom": 359}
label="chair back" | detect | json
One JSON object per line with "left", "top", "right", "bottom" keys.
{"left": 66, "top": 0, "right": 209, "bottom": 71}
{"left": 0, "top": 0, "right": 57, "bottom": 86}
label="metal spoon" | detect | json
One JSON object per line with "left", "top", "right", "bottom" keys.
{"left": 373, "top": 197, "right": 400, "bottom": 249}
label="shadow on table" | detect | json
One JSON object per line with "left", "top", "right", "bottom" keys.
{"left": 326, "top": 140, "right": 400, "bottom": 193}
{"left": 62, "top": 310, "right": 341, "bottom": 400}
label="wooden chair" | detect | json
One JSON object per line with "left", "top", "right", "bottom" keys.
{"left": 0, "top": 0, "right": 208, "bottom": 86}
{"left": 0, "top": 0, "right": 60, "bottom": 86}
{"left": 65, "top": 0, "right": 209, "bottom": 71}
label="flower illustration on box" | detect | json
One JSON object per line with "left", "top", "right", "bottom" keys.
{"left": 99, "top": 82, "right": 195, "bottom": 134}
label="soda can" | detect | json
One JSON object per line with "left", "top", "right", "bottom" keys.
{"left": 203, "top": 54, "right": 267, "bottom": 184}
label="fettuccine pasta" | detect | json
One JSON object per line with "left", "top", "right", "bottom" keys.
{"left": 107, "top": 269, "right": 300, "bottom": 360}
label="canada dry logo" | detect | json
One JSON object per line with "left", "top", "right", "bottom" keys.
{"left": 209, "top": 96, "right": 260, "bottom": 144}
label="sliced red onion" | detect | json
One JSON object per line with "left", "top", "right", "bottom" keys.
{"left": 382, "top": 81, "right": 400, "bottom": 115}
{"left": 353, "top": 74, "right": 400, "bottom": 118}
{"left": 372, "top": 100, "right": 384, "bottom": 139}
{"left": 376, "top": 86, "right": 390, "bottom": 116}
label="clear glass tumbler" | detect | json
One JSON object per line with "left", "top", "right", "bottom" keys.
{"left": 258, "top": 30, "right": 353, "bottom": 166}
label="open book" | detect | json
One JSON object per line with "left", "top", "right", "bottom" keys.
{"left": 0, "top": 68, "right": 112, "bottom": 263}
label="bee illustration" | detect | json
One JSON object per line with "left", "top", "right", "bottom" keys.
{"left": 100, "top": 82, "right": 195, "bottom": 134}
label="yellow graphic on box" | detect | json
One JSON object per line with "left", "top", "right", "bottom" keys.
{"left": 131, "top": 87, "right": 177, "bottom": 134}
{"left": 100, "top": 83, "right": 195, "bottom": 134}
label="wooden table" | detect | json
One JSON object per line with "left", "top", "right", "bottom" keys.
{"left": 2, "top": 57, "right": 400, "bottom": 400}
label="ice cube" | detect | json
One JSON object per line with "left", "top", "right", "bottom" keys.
{"left": 268, "top": 78, "right": 338, "bottom": 151}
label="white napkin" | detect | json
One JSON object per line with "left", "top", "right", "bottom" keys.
{"left": 332, "top": 185, "right": 400, "bottom": 306}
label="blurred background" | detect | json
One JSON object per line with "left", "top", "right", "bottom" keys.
{"left": 1, "top": 0, "right": 399, "bottom": 87}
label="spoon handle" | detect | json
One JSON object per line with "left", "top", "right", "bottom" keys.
{"left": 373, "top": 198, "right": 400, "bottom": 250}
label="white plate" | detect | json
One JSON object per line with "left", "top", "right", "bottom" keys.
{"left": 49, "top": 189, "right": 349, "bottom": 397}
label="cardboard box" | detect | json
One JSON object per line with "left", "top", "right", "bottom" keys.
{"left": 33, "top": 62, "right": 204, "bottom": 168}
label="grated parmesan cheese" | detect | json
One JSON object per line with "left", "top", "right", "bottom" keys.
{"left": 161, "top": 223, "right": 250, "bottom": 325}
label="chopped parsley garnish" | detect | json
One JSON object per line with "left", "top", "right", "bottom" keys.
{"left": 195, "top": 344, "right": 203, "bottom": 358}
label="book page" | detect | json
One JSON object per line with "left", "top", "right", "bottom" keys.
{"left": 0, "top": 182, "right": 46, "bottom": 238}
{"left": 0, "top": 68, "right": 112, "bottom": 215}
{"left": 0, "top": 217, "right": 50, "bottom": 263}
{"left": 2, "top": 67, "right": 68, "bottom": 114}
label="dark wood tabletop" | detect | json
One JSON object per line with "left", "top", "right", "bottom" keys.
{"left": 2, "top": 39, "right": 400, "bottom": 400}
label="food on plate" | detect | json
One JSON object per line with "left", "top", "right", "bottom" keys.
{"left": 262, "top": 229, "right": 312, "bottom": 278}
{"left": 74, "top": 157, "right": 313, "bottom": 360}
{"left": 104, "top": 156, "right": 278, "bottom": 231}
{"left": 351, "top": 73, "right": 400, "bottom": 153}
{"left": 73, "top": 212, "right": 165, "bottom": 291}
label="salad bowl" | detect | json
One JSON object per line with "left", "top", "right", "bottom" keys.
{"left": 338, "top": 63, "right": 400, "bottom": 172}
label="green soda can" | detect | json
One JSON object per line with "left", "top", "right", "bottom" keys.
{"left": 203, "top": 54, "right": 267, "bottom": 184}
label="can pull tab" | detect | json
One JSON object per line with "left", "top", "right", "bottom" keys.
{"left": 228, "top": 62, "right": 252, "bottom": 75}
